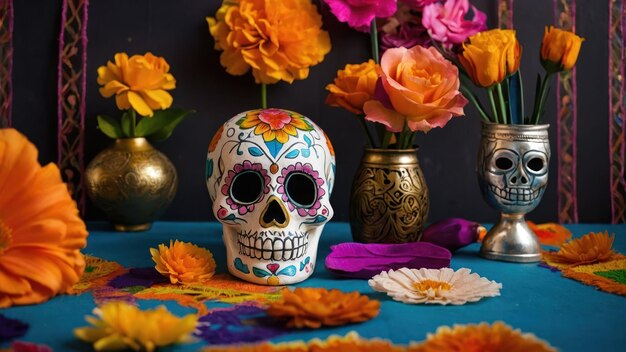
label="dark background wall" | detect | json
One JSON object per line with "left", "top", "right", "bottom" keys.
{"left": 10, "top": 0, "right": 610, "bottom": 223}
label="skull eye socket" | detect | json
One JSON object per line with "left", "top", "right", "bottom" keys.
{"left": 527, "top": 157, "right": 544, "bottom": 172}
{"left": 229, "top": 170, "right": 265, "bottom": 205}
{"left": 495, "top": 157, "right": 513, "bottom": 170}
{"left": 285, "top": 172, "right": 318, "bottom": 208}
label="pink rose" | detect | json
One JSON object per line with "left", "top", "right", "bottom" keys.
{"left": 422, "top": 0, "right": 487, "bottom": 46}
{"left": 363, "top": 45, "right": 467, "bottom": 132}
{"left": 324, "top": 0, "right": 397, "bottom": 32}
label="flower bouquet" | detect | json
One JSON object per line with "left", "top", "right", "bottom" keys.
{"left": 455, "top": 27, "right": 584, "bottom": 262}
{"left": 86, "top": 52, "right": 192, "bottom": 231}
{"left": 324, "top": 0, "right": 483, "bottom": 243}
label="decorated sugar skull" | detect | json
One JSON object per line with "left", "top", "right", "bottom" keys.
{"left": 477, "top": 124, "right": 550, "bottom": 214}
{"left": 206, "top": 109, "right": 335, "bottom": 285}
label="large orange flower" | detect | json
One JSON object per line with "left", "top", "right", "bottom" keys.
{"left": 207, "top": 0, "right": 331, "bottom": 84}
{"left": 0, "top": 129, "right": 88, "bottom": 307}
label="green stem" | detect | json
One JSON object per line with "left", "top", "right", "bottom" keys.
{"left": 488, "top": 86, "right": 499, "bottom": 124}
{"left": 261, "top": 83, "right": 267, "bottom": 109}
{"left": 533, "top": 73, "right": 552, "bottom": 124}
{"left": 461, "top": 85, "right": 491, "bottom": 122}
{"left": 381, "top": 131, "right": 393, "bottom": 149}
{"left": 129, "top": 108, "right": 136, "bottom": 137}
{"left": 358, "top": 115, "right": 375, "bottom": 147}
{"left": 399, "top": 118, "right": 409, "bottom": 149}
{"left": 370, "top": 20, "right": 379, "bottom": 64}
{"left": 496, "top": 82, "right": 508, "bottom": 124}
{"left": 405, "top": 131, "right": 416, "bottom": 149}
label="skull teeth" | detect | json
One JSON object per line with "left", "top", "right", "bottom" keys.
{"left": 237, "top": 231, "right": 309, "bottom": 261}
{"left": 489, "top": 185, "right": 543, "bottom": 202}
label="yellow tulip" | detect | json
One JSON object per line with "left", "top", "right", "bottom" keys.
{"left": 459, "top": 29, "right": 522, "bottom": 88}
{"left": 541, "top": 26, "right": 584, "bottom": 72}
{"left": 97, "top": 52, "right": 176, "bottom": 117}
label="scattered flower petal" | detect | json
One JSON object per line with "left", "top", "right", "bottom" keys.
{"left": 9, "top": 341, "right": 53, "bottom": 352}
{"left": 542, "top": 231, "right": 624, "bottom": 268}
{"left": 74, "top": 301, "right": 197, "bottom": 352}
{"left": 267, "top": 287, "right": 380, "bottom": 328}
{"left": 527, "top": 221, "right": 572, "bottom": 247}
{"left": 108, "top": 267, "right": 169, "bottom": 289}
{"left": 369, "top": 267, "right": 501, "bottom": 305}
{"left": 408, "top": 321, "right": 556, "bottom": 352}
{"left": 150, "top": 240, "right": 216, "bottom": 284}
{"left": 421, "top": 218, "right": 481, "bottom": 252}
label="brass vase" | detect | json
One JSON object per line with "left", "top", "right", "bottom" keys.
{"left": 85, "top": 138, "right": 178, "bottom": 231}
{"left": 350, "top": 148, "right": 429, "bottom": 243}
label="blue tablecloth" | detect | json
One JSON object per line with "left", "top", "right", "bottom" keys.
{"left": 2, "top": 222, "right": 626, "bottom": 351}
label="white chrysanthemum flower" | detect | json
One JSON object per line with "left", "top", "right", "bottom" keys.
{"left": 368, "top": 267, "right": 502, "bottom": 305}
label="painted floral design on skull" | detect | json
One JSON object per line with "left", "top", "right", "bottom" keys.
{"left": 207, "top": 109, "right": 335, "bottom": 285}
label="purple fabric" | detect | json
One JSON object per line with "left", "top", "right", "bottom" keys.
{"left": 107, "top": 267, "right": 168, "bottom": 289}
{"left": 325, "top": 241, "right": 451, "bottom": 279}
{"left": 420, "top": 218, "right": 480, "bottom": 252}
{"left": 0, "top": 314, "right": 28, "bottom": 342}
{"left": 538, "top": 262, "right": 560, "bottom": 272}
{"left": 195, "top": 305, "right": 287, "bottom": 345}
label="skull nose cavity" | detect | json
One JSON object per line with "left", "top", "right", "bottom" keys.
{"left": 509, "top": 176, "right": 528, "bottom": 185}
{"left": 260, "top": 196, "right": 289, "bottom": 228}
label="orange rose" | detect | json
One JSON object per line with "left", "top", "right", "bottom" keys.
{"left": 364, "top": 45, "right": 467, "bottom": 132}
{"left": 325, "top": 60, "right": 379, "bottom": 115}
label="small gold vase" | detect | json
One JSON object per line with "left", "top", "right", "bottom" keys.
{"left": 85, "top": 138, "right": 178, "bottom": 231}
{"left": 349, "top": 148, "right": 429, "bottom": 243}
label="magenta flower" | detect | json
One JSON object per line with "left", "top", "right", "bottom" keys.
{"left": 380, "top": 4, "right": 431, "bottom": 51}
{"left": 324, "top": 0, "right": 397, "bottom": 32}
{"left": 401, "top": 0, "right": 439, "bottom": 9}
{"left": 422, "top": 0, "right": 487, "bottom": 46}
{"left": 277, "top": 162, "right": 325, "bottom": 217}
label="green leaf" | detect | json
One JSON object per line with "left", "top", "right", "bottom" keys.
{"left": 120, "top": 111, "right": 133, "bottom": 137}
{"left": 135, "top": 108, "right": 194, "bottom": 141}
{"left": 97, "top": 115, "right": 123, "bottom": 138}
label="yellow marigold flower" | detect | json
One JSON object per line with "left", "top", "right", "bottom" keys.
{"left": 207, "top": 0, "right": 331, "bottom": 84}
{"left": 325, "top": 60, "right": 379, "bottom": 115}
{"left": 459, "top": 29, "right": 522, "bottom": 87}
{"left": 267, "top": 287, "right": 380, "bottom": 328}
{"left": 150, "top": 240, "right": 216, "bottom": 284}
{"left": 97, "top": 52, "right": 176, "bottom": 117}
{"left": 542, "top": 231, "right": 623, "bottom": 268}
{"left": 541, "top": 26, "right": 584, "bottom": 72}
{"left": 0, "top": 129, "right": 87, "bottom": 308}
{"left": 408, "top": 322, "right": 556, "bottom": 352}
{"left": 74, "top": 301, "right": 197, "bottom": 352}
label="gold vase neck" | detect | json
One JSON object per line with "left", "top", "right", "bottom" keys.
{"left": 361, "top": 148, "right": 419, "bottom": 166}
{"left": 114, "top": 138, "right": 153, "bottom": 152}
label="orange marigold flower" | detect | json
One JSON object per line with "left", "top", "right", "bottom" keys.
{"left": 201, "top": 331, "right": 405, "bottom": 352}
{"left": 267, "top": 287, "right": 380, "bottom": 328}
{"left": 408, "top": 322, "right": 556, "bottom": 352}
{"left": 97, "top": 52, "right": 176, "bottom": 117}
{"left": 150, "top": 240, "right": 216, "bottom": 284}
{"left": 542, "top": 231, "right": 623, "bottom": 268}
{"left": 527, "top": 221, "right": 572, "bottom": 247}
{"left": 0, "top": 129, "right": 88, "bottom": 308}
{"left": 207, "top": 0, "right": 331, "bottom": 85}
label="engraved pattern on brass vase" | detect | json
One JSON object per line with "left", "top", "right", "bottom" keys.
{"left": 85, "top": 138, "right": 178, "bottom": 231}
{"left": 350, "top": 148, "right": 429, "bottom": 243}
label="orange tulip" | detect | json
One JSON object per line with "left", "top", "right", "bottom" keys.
{"left": 541, "top": 26, "right": 584, "bottom": 73}
{"left": 459, "top": 29, "right": 522, "bottom": 87}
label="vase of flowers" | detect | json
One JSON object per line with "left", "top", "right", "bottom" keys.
{"left": 324, "top": 0, "right": 480, "bottom": 243}
{"left": 456, "top": 27, "right": 583, "bottom": 261}
{"left": 85, "top": 52, "right": 193, "bottom": 231}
